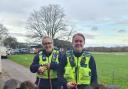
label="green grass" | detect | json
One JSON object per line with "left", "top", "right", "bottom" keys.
{"left": 8, "top": 52, "right": 128, "bottom": 89}
{"left": 92, "top": 52, "right": 128, "bottom": 89}
{"left": 8, "top": 54, "right": 35, "bottom": 67}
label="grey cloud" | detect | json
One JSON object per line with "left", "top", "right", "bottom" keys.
{"left": 8, "top": 32, "right": 33, "bottom": 38}
{"left": 117, "top": 29, "right": 127, "bottom": 33}
{"left": 0, "top": 0, "right": 34, "bottom": 14}
{"left": 107, "top": 0, "right": 128, "bottom": 7}
{"left": 123, "top": 39, "right": 128, "bottom": 42}
{"left": 116, "top": 19, "right": 128, "bottom": 25}
{"left": 59, "top": 0, "right": 128, "bottom": 21}
{"left": 9, "top": 32, "right": 26, "bottom": 36}
{"left": 0, "top": 0, "right": 59, "bottom": 15}
{"left": 91, "top": 26, "right": 98, "bottom": 31}
{"left": 1, "top": 0, "right": 128, "bottom": 22}
{"left": 84, "top": 34, "right": 95, "bottom": 39}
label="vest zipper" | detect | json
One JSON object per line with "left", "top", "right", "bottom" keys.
{"left": 75, "top": 57, "right": 79, "bottom": 83}
{"left": 48, "top": 57, "right": 49, "bottom": 79}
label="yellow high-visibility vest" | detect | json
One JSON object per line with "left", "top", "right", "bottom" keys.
{"left": 36, "top": 49, "right": 59, "bottom": 79}
{"left": 64, "top": 50, "right": 91, "bottom": 84}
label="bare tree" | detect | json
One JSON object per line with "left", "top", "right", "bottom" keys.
{"left": 0, "top": 23, "right": 8, "bottom": 40}
{"left": 27, "top": 4, "right": 72, "bottom": 39}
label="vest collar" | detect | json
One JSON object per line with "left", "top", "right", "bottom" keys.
{"left": 43, "top": 49, "right": 53, "bottom": 57}
{"left": 73, "top": 50, "right": 84, "bottom": 57}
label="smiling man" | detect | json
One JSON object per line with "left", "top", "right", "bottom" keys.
{"left": 30, "top": 36, "right": 62, "bottom": 89}
{"left": 58, "top": 33, "right": 98, "bottom": 89}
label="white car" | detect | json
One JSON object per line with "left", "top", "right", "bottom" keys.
{"left": 0, "top": 46, "right": 7, "bottom": 58}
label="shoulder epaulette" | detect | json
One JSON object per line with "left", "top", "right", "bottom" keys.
{"left": 39, "top": 51, "right": 42, "bottom": 55}
{"left": 66, "top": 50, "right": 73, "bottom": 57}
{"left": 53, "top": 49, "right": 59, "bottom": 55}
{"left": 54, "top": 47, "right": 59, "bottom": 50}
{"left": 83, "top": 51, "right": 91, "bottom": 57}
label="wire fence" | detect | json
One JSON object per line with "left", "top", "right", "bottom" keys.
{"left": 98, "top": 69, "right": 128, "bottom": 89}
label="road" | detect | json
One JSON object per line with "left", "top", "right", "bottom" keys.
{"left": 0, "top": 59, "right": 35, "bottom": 88}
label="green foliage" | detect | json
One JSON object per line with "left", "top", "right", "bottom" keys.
{"left": 0, "top": 23, "right": 8, "bottom": 39}
{"left": 54, "top": 39, "right": 72, "bottom": 49}
{"left": 3, "top": 36, "right": 18, "bottom": 48}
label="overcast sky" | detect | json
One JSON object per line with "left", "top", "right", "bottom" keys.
{"left": 0, "top": 0, "right": 128, "bottom": 47}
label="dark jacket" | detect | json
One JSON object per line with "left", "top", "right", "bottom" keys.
{"left": 58, "top": 50, "right": 98, "bottom": 88}
{"left": 30, "top": 49, "right": 63, "bottom": 89}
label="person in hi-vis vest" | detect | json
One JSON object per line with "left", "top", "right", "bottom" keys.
{"left": 58, "top": 33, "right": 98, "bottom": 89}
{"left": 30, "top": 36, "right": 62, "bottom": 89}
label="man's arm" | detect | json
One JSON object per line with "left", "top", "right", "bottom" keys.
{"left": 89, "top": 56, "right": 98, "bottom": 85}
{"left": 50, "top": 51, "right": 62, "bottom": 70}
{"left": 30, "top": 54, "right": 40, "bottom": 73}
{"left": 57, "top": 54, "right": 67, "bottom": 88}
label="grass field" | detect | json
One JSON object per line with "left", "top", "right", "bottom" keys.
{"left": 92, "top": 52, "right": 128, "bottom": 89}
{"left": 8, "top": 52, "right": 128, "bottom": 89}
{"left": 8, "top": 54, "right": 35, "bottom": 67}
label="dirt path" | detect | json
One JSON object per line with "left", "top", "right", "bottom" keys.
{"left": 0, "top": 70, "right": 10, "bottom": 89}
{"left": 0, "top": 59, "right": 36, "bottom": 88}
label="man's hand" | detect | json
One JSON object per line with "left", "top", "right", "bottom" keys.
{"left": 38, "top": 66, "right": 47, "bottom": 74}
{"left": 43, "top": 64, "right": 50, "bottom": 69}
{"left": 46, "top": 63, "right": 50, "bottom": 69}
{"left": 66, "top": 82, "right": 75, "bottom": 89}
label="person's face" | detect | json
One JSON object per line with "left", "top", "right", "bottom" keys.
{"left": 72, "top": 35, "right": 85, "bottom": 52}
{"left": 42, "top": 38, "right": 53, "bottom": 53}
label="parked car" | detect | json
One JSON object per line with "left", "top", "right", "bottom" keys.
{"left": 9, "top": 49, "right": 20, "bottom": 55}
{"left": 15, "top": 49, "right": 20, "bottom": 54}
{"left": 0, "top": 46, "right": 7, "bottom": 58}
{"left": 6, "top": 48, "right": 12, "bottom": 55}
{"left": 20, "top": 48, "right": 29, "bottom": 54}
{"left": 9, "top": 48, "right": 30, "bottom": 54}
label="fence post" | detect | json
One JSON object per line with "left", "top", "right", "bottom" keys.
{"left": 112, "top": 70, "right": 115, "bottom": 84}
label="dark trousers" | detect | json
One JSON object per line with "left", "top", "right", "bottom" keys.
{"left": 63, "top": 85, "right": 93, "bottom": 89}
{"left": 77, "top": 85, "right": 93, "bottom": 89}
{"left": 35, "top": 78, "right": 58, "bottom": 89}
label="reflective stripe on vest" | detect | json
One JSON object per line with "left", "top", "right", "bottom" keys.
{"left": 36, "top": 49, "right": 59, "bottom": 79}
{"left": 64, "top": 51, "right": 91, "bottom": 85}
